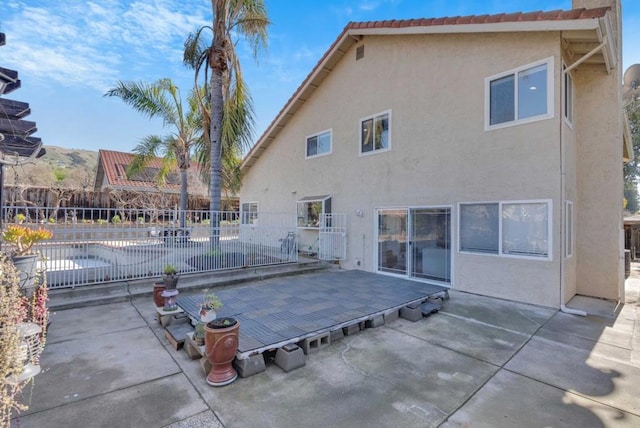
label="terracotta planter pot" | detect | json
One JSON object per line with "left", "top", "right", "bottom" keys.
{"left": 204, "top": 318, "right": 240, "bottom": 386}
{"left": 153, "top": 283, "right": 166, "bottom": 307}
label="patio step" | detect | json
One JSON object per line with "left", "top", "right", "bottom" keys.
{"left": 47, "top": 259, "right": 329, "bottom": 311}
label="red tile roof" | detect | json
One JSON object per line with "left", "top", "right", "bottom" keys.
{"left": 346, "top": 7, "right": 610, "bottom": 30}
{"left": 97, "top": 149, "right": 206, "bottom": 194}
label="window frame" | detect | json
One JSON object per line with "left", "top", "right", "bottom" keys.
{"left": 297, "top": 195, "right": 331, "bottom": 229}
{"left": 240, "top": 201, "right": 258, "bottom": 225}
{"left": 484, "top": 57, "right": 554, "bottom": 131}
{"left": 359, "top": 110, "right": 391, "bottom": 156}
{"left": 458, "top": 199, "right": 552, "bottom": 261}
{"left": 305, "top": 128, "right": 333, "bottom": 159}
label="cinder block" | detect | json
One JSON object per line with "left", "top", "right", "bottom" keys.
{"left": 274, "top": 344, "right": 306, "bottom": 372}
{"left": 365, "top": 315, "right": 385, "bottom": 328}
{"left": 199, "top": 357, "right": 211, "bottom": 375}
{"left": 384, "top": 310, "right": 399, "bottom": 323}
{"left": 299, "top": 332, "right": 331, "bottom": 354}
{"left": 342, "top": 323, "right": 360, "bottom": 336}
{"left": 234, "top": 354, "right": 266, "bottom": 378}
{"left": 400, "top": 304, "right": 423, "bottom": 322}
{"left": 330, "top": 328, "right": 344, "bottom": 342}
{"left": 183, "top": 334, "right": 203, "bottom": 360}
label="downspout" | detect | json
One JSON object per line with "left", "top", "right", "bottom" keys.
{"left": 560, "top": 58, "right": 587, "bottom": 317}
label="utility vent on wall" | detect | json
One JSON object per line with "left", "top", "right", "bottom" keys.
{"left": 356, "top": 45, "right": 364, "bottom": 61}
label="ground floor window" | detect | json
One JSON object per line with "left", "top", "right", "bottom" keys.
{"left": 459, "top": 200, "right": 551, "bottom": 260}
{"left": 297, "top": 195, "right": 331, "bottom": 228}
{"left": 241, "top": 202, "right": 258, "bottom": 225}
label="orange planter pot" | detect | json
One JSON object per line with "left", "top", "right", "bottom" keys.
{"left": 204, "top": 318, "right": 240, "bottom": 386}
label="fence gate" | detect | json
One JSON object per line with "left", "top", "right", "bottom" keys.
{"left": 319, "top": 213, "right": 347, "bottom": 260}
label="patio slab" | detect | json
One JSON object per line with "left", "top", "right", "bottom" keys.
{"left": 505, "top": 335, "right": 640, "bottom": 415}
{"left": 46, "top": 301, "right": 147, "bottom": 342}
{"left": 443, "top": 370, "right": 640, "bottom": 428}
{"left": 180, "top": 326, "right": 498, "bottom": 428}
{"left": 19, "top": 325, "right": 181, "bottom": 416}
{"left": 14, "top": 374, "right": 209, "bottom": 428}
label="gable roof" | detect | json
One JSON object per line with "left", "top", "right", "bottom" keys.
{"left": 241, "top": 6, "right": 614, "bottom": 172}
{"left": 94, "top": 149, "right": 207, "bottom": 195}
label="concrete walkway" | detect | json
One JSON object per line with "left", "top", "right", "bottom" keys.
{"left": 11, "top": 268, "right": 640, "bottom": 427}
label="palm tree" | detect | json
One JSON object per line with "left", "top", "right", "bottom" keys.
{"left": 183, "top": 0, "right": 269, "bottom": 243}
{"left": 104, "top": 78, "right": 205, "bottom": 228}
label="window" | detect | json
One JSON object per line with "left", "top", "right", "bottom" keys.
{"left": 486, "top": 57, "right": 554, "bottom": 129}
{"left": 459, "top": 200, "right": 551, "bottom": 260}
{"left": 306, "top": 129, "right": 332, "bottom": 158}
{"left": 459, "top": 203, "right": 499, "bottom": 254}
{"left": 565, "top": 201, "right": 573, "bottom": 258}
{"left": 241, "top": 202, "right": 258, "bottom": 225}
{"left": 360, "top": 111, "right": 390, "bottom": 155}
{"left": 297, "top": 195, "right": 331, "bottom": 228}
{"left": 564, "top": 64, "right": 573, "bottom": 125}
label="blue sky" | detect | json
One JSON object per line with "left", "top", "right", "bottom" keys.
{"left": 2, "top": 0, "right": 639, "bottom": 153}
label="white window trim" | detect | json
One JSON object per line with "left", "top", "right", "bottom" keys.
{"left": 297, "top": 195, "right": 331, "bottom": 229}
{"left": 458, "top": 199, "right": 553, "bottom": 261}
{"left": 565, "top": 200, "right": 573, "bottom": 259}
{"left": 305, "top": 128, "right": 333, "bottom": 159}
{"left": 359, "top": 109, "right": 392, "bottom": 157}
{"left": 240, "top": 201, "right": 258, "bottom": 225}
{"left": 484, "top": 57, "right": 555, "bottom": 131}
{"left": 563, "top": 63, "right": 574, "bottom": 129}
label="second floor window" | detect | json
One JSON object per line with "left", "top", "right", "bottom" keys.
{"left": 360, "top": 111, "right": 390, "bottom": 155}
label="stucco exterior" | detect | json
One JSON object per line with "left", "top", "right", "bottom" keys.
{"left": 240, "top": 2, "right": 625, "bottom": 308}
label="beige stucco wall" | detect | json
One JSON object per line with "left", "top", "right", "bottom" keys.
{"left": 241, "top": 29, "right": 619, "bottom": 307}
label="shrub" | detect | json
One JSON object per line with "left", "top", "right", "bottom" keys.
{"left": 111, "top": 215, "right": 121, "bottom": 224}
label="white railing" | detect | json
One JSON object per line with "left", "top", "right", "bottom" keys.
{"left": 1, "top": 207, "right": 298, "bottom": 289}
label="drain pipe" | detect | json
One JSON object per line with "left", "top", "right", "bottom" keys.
{"left": 559, "top": 60, "right": 587, "bottom": 317}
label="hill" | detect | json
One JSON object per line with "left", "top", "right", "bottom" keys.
{"left": 4, "top": 145, "right": 99, "bottom": 188}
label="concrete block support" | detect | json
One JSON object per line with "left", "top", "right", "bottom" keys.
{"left": 330, "top": 328, "right": 344, "bottom": 342}
{"left": 234, "top": 354, "right": 266, "bottom": 378}
{"left": 299, "top": 332, "right": 331, "bottom": 354}
{"left": 384, "top": 309, "right": 400, "bottom": 323}
{"left": 274, "top": 344, "right": 306, "bottom": 372}
{"left": 342, "top": 323, "right": 360, "bottom": 336}
{"left": 366, "top": 315, "right": 385, "bottom": 328}
{"left": 400, "top": 304, "right": 423, "bottom": 322}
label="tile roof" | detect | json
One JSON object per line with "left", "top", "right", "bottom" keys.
{"left": 97, "top": 149, "right": 206, "bottom": 194}
{"left": 346, "top": 7, "right": 610, "bottom": 30}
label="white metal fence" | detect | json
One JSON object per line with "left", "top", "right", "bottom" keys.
{"left": 319, "top": 213, "right": 347, "bottom": 260}
{"left": 1, "top": 206, "right": 298, "bottom": 289}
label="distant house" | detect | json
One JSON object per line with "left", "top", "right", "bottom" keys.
{"left": 94, "top": 149, "right": 231, "bottom": 210}
{"left": 239, "top": 0, "right": 630, "bottom": 308}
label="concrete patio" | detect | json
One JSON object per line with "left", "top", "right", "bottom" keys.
{"left": 10, "top": 266, "right": 640, "bottom": 427}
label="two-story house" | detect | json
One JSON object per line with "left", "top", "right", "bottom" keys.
{"left": 239, "top": 0, "right": 631, "bottom": 308}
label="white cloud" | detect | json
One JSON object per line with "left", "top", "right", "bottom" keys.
{"left": 2, "top": 0, "right": 209, "bottom": 92}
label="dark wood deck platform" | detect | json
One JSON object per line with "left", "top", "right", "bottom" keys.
{"left": 177, "top": 270, "right": 448, "bottom": 358}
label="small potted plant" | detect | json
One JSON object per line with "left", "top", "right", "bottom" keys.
{"left": 200, "top": 293, "right": 223, "bottom": 323}
{"left": 2, "top": 225, "right": 52, "bottom": 296}
{"left": 162, "top": 264, "right": 179, "bottom": 290}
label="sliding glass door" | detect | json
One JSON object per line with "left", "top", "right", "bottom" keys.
{"left": 377, "top": 207, "right": 451, "bottom": 285}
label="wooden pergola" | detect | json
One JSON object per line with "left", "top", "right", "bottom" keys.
{"left": 0, "top": 31, "right": 46, "bottom": 233}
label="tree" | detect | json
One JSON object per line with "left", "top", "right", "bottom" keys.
{"left": 624, "top": 96, "right": 640, "bottom": 213}
{"left": 183, "top": 0, "right": 269, "bottom": 243}
{"left": 104, "top": 79, "right": 205, "bottom": 228}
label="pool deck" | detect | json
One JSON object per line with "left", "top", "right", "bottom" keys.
{"left": 177, "top": 270, "right": 447, "bottom": 358}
